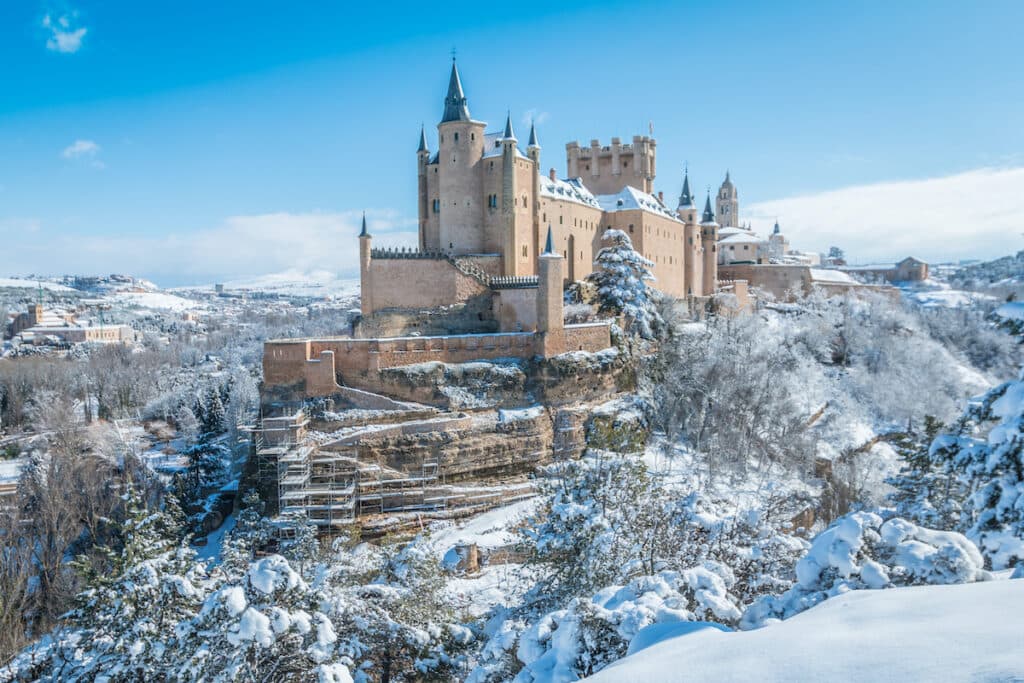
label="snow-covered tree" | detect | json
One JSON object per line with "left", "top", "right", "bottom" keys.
{"left": 6, "top": 487, "right": 212, "bottom": 681}
{"left": 741, "top": 511, "right": 989, "bottom": 629}
{"left": 588, "top": 229, "right": 663, "bottom": 340}
{"left": 181, "top": 555, "right": 350, "bottom": 683}
{"left": 222, "top": 489, "right": 276, "bottom": 578}
{"left": 323, "top": 537, "right": 472, "bottom": 682}
{"left": 885, "top": 416, "right": 966, "bottom": 529}
{"left": 931, "top": 370, "right": 1024, "bottom": 569}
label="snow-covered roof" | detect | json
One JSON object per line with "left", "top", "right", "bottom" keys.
{"left": 595, "top": 185, "right": 682, "bottom": 222}
{"left": 717, "top": 226, "right": 754, "bottom": 239}
{"left": 719, "top": 232, "right": 763, "bottom": 245}
{"left": 809, "top": 268, "right": 857, "bottom": 284}
{"left": 481, "top": 132, "right": 528, "bottom": 160}
{"left": 539, "top": 176, "right": 601, "bottom": 209}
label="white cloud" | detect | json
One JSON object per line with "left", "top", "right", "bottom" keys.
{"left": 521, "top": 109, "right": 550, "bottom": 128}
{"left": 746, "top": 167, "right": 1024, "bottom": 264}
{"left": 42, "top": 13, "right": 87, "bottom": 54}
{"left": 62, "top": 139, "right": 100, "bottom": 159}
{"left": 0, "top": 210, "right": 418, "bottom": 286}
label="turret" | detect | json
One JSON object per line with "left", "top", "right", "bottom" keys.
{"left": 527, "top": 121, "right": 542, "bottom": 273}
{"left": 700, "top": 192, "right": 719, "bottom": 296}
{"left": 678, "top": 167, "right": 701, "bottom": 297}
{"left": 417, "top": 125, "right": 430, "bottom": 250}
{"left": 359, "top": 212, "right": 373, "bottom": 316}
{"left": 537, "top": 226, "right": 565, "bottom": 356}
{"left": 436, "top": 59, "right": 486, "bottom": 254}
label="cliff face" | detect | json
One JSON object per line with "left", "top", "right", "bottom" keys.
{"left": 256, "top": 350, "right": 642, "bottom": 534}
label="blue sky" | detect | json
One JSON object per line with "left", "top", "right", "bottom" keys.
{"left": 1, "top": 1, "right": 1022, "bottom": 285}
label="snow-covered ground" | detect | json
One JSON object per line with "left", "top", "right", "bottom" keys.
{"left": 179, "top": 270, "right": 360, "bottom": 299}
{"left": 0, "top": 278, "right": 77, "bottom": 292}
{"left": 585, "top": 579, "right": 1024, "bottom": 682}
{"left": 109, "top": 291, "right": 201, "bottom": 312}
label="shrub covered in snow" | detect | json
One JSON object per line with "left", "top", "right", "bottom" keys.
{"left": 741, "top": 511, "right": 989, "bottom": 629}
{"left": 477, "top": 567, "right": 739, "bottom": 683}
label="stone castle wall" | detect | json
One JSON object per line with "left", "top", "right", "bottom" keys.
{"left": 263, "top": 322, "right": 612, "bottom": 400}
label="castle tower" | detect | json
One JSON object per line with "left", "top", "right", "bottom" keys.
{"left": 527, "top": 121, "right": 542, "bottom": 273}
{"left": 565, "top": 134, "right": 656, "bottom": 195}
{"left": 537, "top": 226, "right": 565, "bottom": 356}
{"left": 715, "top": 171, "right": 739, "bottom": 228}
{"left": 700, "top": 192, "right": 719, "bottom": 296}
{"left": 358, "top": 212, "right": 373, "bottom": 316}
{"left": 416, "top": 125, "right": 431, "bottom": 251}
{"left": 437, "top": 59, "right": 486, "bottom": 254}
{"left": 500, "top": 112, "right": 519, "bottom": 276}
{"left": 676, "top": 168, "right": 702, "bottom": 297}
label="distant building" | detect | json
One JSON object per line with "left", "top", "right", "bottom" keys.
{"left": 5, "top": 304, "right": 132, "bottom": 345}
{"left": 837, "top": 257, "right": 930, "bottom": 283}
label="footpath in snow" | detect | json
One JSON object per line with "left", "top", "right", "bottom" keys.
{"left": 585, "top": 579, "right": 1024, "bottom": 683}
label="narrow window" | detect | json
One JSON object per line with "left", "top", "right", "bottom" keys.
{"left": 454, "top": 132, "right": 459, "bottom": 142}
{"left": 522, "top": 245, "right": 528, "bottom": 257}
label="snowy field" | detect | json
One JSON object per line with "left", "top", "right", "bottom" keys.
{"left": 178, "top": 270, "right": 360, "bottom": 299}
{"left": 586, "top": 579, "right": 1024, "bottom": 682}
{"left": 109, "top": 291, "right": 201, "bottom": 312}
{"left": 0, "top": 278, "right": 77, "bottom": 292}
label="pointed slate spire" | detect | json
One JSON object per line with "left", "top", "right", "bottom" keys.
{"left": 701, "top": 193, "right": 716, "bottom": 224}
{"left": 441, "top": 60, "right": 471, "bottom": 123}
{"left": 502, "top": 110, "right": 516, "bottom": 141}
{"left": 359, "top": 212, "right": 369, "bottom": 237}
{"left": 678, "top": 167, "right": 694, "bottom": 208}
{"left": 417, "top": 124, "right": 428, "bottom": 153}
{"left": 773, "top": 220, "right": 781, "bottom": 234}
{"left": 542, "top": 225, "right": 557, "bottom": 256}
{"left": 527, "top": 120, "right": 540, "bottom": 149}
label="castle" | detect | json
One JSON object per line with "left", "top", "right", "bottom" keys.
{"left": 356, "top": 60, "right": 739, "bottom": 340}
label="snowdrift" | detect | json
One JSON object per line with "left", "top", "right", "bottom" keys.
{"left": 584, "top": 579, "right": 1024, "bottom": 682}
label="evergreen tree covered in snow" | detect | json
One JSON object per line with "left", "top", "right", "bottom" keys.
{"left": 222, "top": 489, "right": 276, "bottom": 578}
{"left": 7, "top": 487, "right": 212, "bottom": 681}
{"left": 588, "top": 229, "right": 663, "bottom": 340}
{"left": 323, "top": 536, "right": 472, "bottom": 682}
{"left": 885, "top": 416, "right": 966, "bottom": 529}
{"left": 181, "top": 555, "right": 349, "bottom": 683}
{"left": 931, "top": 370, "right": 1024, "bottom": 569}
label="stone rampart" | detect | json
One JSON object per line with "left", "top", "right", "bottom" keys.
{"left": 263, "top": 323, "right": 612, "bottom": 400}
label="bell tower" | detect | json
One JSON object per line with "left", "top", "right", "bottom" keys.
{"left": 715, "top": 171, "right": 739, "bottom": 228}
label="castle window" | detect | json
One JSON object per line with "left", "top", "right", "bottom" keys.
{"left": 454, "top": 132, "right": 459, "bottom": 141}
{"left": 628, "top": 224, "right": 634, "bottom": 233}
{"left": 522, "top": 246, "right": 528, "bottom": 257}
{"left": 559, "top": 216, "right": 563, "bottom": 225}
{"left": 471, "top": 133, "right": 475, "bottom": 141}
{"left": 432, "top": 199, "right": 440, "bottom": 213}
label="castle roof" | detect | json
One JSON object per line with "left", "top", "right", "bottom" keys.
{"left": 482, "top": 131, "right": 529, "bottom": 159}
{"left": 359, "top": 212, "right": 369, "bottom": 237}
{"left": 701, "top": 194, "right": 717, "bottom": 224}
{"left": 528, "top": 121, "right": 539, "bottom": 148}
{"left": 597, "top": 185, "right": 682, "bottom": 222}
{"left": 539, "top": 176, "right": 601, "bottom": 209}
{"left": 502, "top": 111, "right": 516, "bottom": 141}
{"left": 441, "top": 61, "right": 471, "bottom": 123}
{"left": 417, "top": 125, "right": 428, "bottom": 153}
{"left": 678, "top": 171, "right": 694, "bottom": 208}
{"left": 542, "top": 225, "right": 557, "bottom": 256}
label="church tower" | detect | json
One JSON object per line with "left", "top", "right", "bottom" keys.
{"left": 715, "top": 172, "right": 739, "bottom": 228}
{"left": 436, "top": 60, "right": 486, "bottom": 254}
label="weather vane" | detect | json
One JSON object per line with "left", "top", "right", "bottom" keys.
{"left": 450, "top": 46, "right": 457, "bottom": 61}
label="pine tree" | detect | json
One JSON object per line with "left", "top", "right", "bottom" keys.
{"left": 588, "top": 228, "right": 663, "bottom": 340}
{"left": 886, "top": 416, "right": 964, "bottom": 529}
